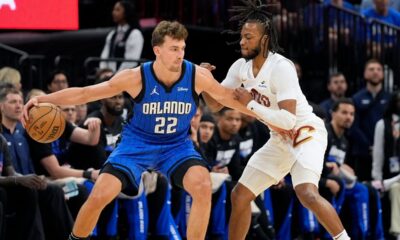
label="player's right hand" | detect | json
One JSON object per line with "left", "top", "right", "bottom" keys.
{"left": 22, "top": 97, "right": 39, "bottom": 127}
{"left": 199, "top": 62, "right": 216, "bottom": 71}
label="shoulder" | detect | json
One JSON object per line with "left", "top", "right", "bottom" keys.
{"left": 362, "top": 8, "right": 375, "bottom": 17}
{"left": 352, "top": 88, "right": 368, "bottom": 100}
{"left": 128, "top": 29, "right": 144, "bottom": 39}
{"left": 114, "top": 67, "right": 142, "bottom": 81}
{"left": 270, "top": 54, "right": 297, "bottom": 78}
{"left": 230, "top": 58, "right": 247, "bottom": 68}
{"left": 195, "top": 64, "right": 214, "bottom": 79}
{"left": 375, "top": 119, "right": 384, "bottom": 130}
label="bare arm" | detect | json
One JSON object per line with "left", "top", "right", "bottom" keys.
{"left": 41, "top": 155, "right": 86, "bottom": 179}
{"left": 198, "top": 62, "right": 224, "bottom": 112}
{"left": 69, "top": 118, "right": 101, "bottom": 146}
{"left": 195, "top": 66, "right": 256, "bottom": 117}
{"left": 23, "top": 68, "right": 142, "bottom": 123}
{"left": 202, "top": 92, "right": 224, "bottom": 112}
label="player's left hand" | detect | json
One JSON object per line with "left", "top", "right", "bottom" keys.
{"left": 233, "top": 87, "right": 253, "bottom": 106}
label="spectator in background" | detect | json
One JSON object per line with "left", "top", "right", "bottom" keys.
{"left": 75, "top": 104, "right": 88, "bottom": 126}
{"left": 0, "top": 67, "right": 22, "bottom": 91}
{"left": 372, "top": 91, "right": 400, "bottom": 239}
{"left": 199, "top": 114, "right": 216, "bottom": 145}
{"left": 350, "top": 59, "right": 391, "bottom": 181}
{"left": 0, "top": 88, "right": 74, "bottom": 240}
{"left": 100, "top": 0, "right": 144, "bottom": 72}
{"left": 320, "top": 72, "right": 348, "bottom": 121}
{"left": 362, "top": 0, "right": 400, "bottom": 26}
{"left": 68, "top": 93, "right": 124, "bottom": 170}
{"left": 361, "top": 0, "right": 400, "bottom": 13}
{"left": 47, "top": 70, "right": 69, "bottom": 93}
{"left": 324, "top": 98, "right": 385, "bottom": 240}
{"left": 0, "top": 131, "right": 46, "bottom": 240}
{"left": 61, "top": 105, "right": 78, "bottom": 125}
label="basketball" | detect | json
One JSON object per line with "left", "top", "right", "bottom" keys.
{"left": 25, "top": 103, "right": 66, "bottom": 143}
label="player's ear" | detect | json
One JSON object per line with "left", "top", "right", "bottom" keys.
{"left": 262, "top": 35, "right": 268, "bottom": 43}
{"left": 153, "top": 46, "right": 161, "bottom": 56}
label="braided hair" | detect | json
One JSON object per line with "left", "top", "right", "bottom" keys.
{"left": 226, "top": 0, "right": 283, "bottom": 55}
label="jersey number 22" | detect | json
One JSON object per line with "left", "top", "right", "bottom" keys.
{"left": 155, "top": 117, "right": 178, "bottom": 134}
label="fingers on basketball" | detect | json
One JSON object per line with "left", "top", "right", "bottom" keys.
{"left": 25, "top": 103, "right": 66, "bottom": 143}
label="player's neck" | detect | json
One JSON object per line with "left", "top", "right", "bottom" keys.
{"left": 252, "top": 55, "right": 267, "bottom": 78}
{"left": 153, "top": 60, "right": 181, "bottom": 85}
{"left": 2, "top": 118, "right": 18, "bottom": 134}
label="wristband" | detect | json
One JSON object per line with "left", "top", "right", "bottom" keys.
{"left": 83, "top": 170, "right": 92, "bottom": 179}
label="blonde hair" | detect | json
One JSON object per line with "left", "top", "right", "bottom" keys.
{"left": 0, "top": 67, "right": 21, "bottom": 86}
{"left": 26, "top": 88, "right": 46, "bottom": 102}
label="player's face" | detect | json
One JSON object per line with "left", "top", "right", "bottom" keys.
{"left": 219, "top": 110, "right": 242, "bottom": 135}
{"left": 60, "top": 105, "right": 77, "bottom": 124}
{"left": 240, "top": 22, "right": 264, "bottom": 60}
{"left": 328, "top": 75, "right": 347, "bottom": 97}
{"left": 104, "top": 93, "right": 124, "bottom": 116}
{"left": 48, "top": 73, "right": 68, "bottom": 93}
{"left": 155, "top": 36, "right": 185, "bottom": 72}
{"left": 1, "top": 93, "right": 23, "bottom": 121}
{"left": 332, "top": 103, "right": 354, "bottom": 129}
{"left": 364, "top": 62, "right": 384, "bottom": 86}
{"left": 112, "top": 2, "right": 125, "bottom": 24}
{"left": 199, "top": 122, "right": 215, "bottom": 143}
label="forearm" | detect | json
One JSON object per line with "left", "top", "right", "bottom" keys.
{"left": 202, "top": 92, "right": 224, "bottom": 112}
{"left": 0, "top": 176, "right": 18, "bottom": 186}
{"left": 246, "top": 100, "right": 296, "bottom": 130}
{"left": 48, "top": 167, "right": 85, "bottom": 179}
{"left": 87, "top": 130, "right": 100, "bottom": 146}
{"left": 216, "top": 89, "right": 256, "bottom": 117}
{"left": 37, "top": 88, "right": 89, "bottom": 106}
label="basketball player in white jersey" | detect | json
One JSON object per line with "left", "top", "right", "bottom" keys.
{"left": 202, "top": 1, "right": 350, "bottom": 240}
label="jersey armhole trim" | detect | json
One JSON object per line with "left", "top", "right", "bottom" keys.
{"left": 134, "top": 64, "right": 146, "bottom": 103}
{"left": 191, "top": 63, "right": 199, "bottom": 107}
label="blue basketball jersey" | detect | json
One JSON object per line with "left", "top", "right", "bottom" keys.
{"left": 123, "top": 60, "right": 198, "bottom": 144}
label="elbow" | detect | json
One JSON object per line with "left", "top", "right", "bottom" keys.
{"left": 47, "top": 167, "right": 63, "bottom": 179}
{"left": 89, "top": 138, "right": 99, "bottom": 146}
{"left": 209, "top": 103, "right": 224, "bottom": 113}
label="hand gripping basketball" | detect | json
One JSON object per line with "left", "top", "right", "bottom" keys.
{"left": 25, "top": 103, "right": 66, "bottom": 143}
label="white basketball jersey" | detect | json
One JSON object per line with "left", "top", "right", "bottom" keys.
{"left": 222, "top": 52, "right": 317, "bottom": 129}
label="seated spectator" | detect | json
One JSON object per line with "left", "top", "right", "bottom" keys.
{"left": 0, "top": 88, "right": 74, "bottom": 239}
{"left": 0, "top": 67, "right": 22, "bottom": 91}
{"left": 350, "top": 59, "right": 390, "bottom": 181}
{"left": 198, "top": 114, "right": 216, "bottom": 145}
{"left": 372, "top": 91, "right": 400, "bottom": 239}
{"left": 47, "top": 70, "right": 69, "bottom": 93}
{"left": 61, "top": 105, "right": 78, "bottom": 125}
{"left": 75, "top": 104, "right": 88, "bottom": 126}
{"left": 320, "top": 72, "right": 348, "bottom": 121}
{"left": 323, "top": 98, "right": 384, "bottom": 239}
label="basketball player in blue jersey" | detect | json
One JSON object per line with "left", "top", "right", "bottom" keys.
{"left": 22, "top": 21, "right": 255, "bottom": 240}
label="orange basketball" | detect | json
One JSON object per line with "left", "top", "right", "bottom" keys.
{"left": 25, "top": 103, "right": 66, "bottom": 143}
